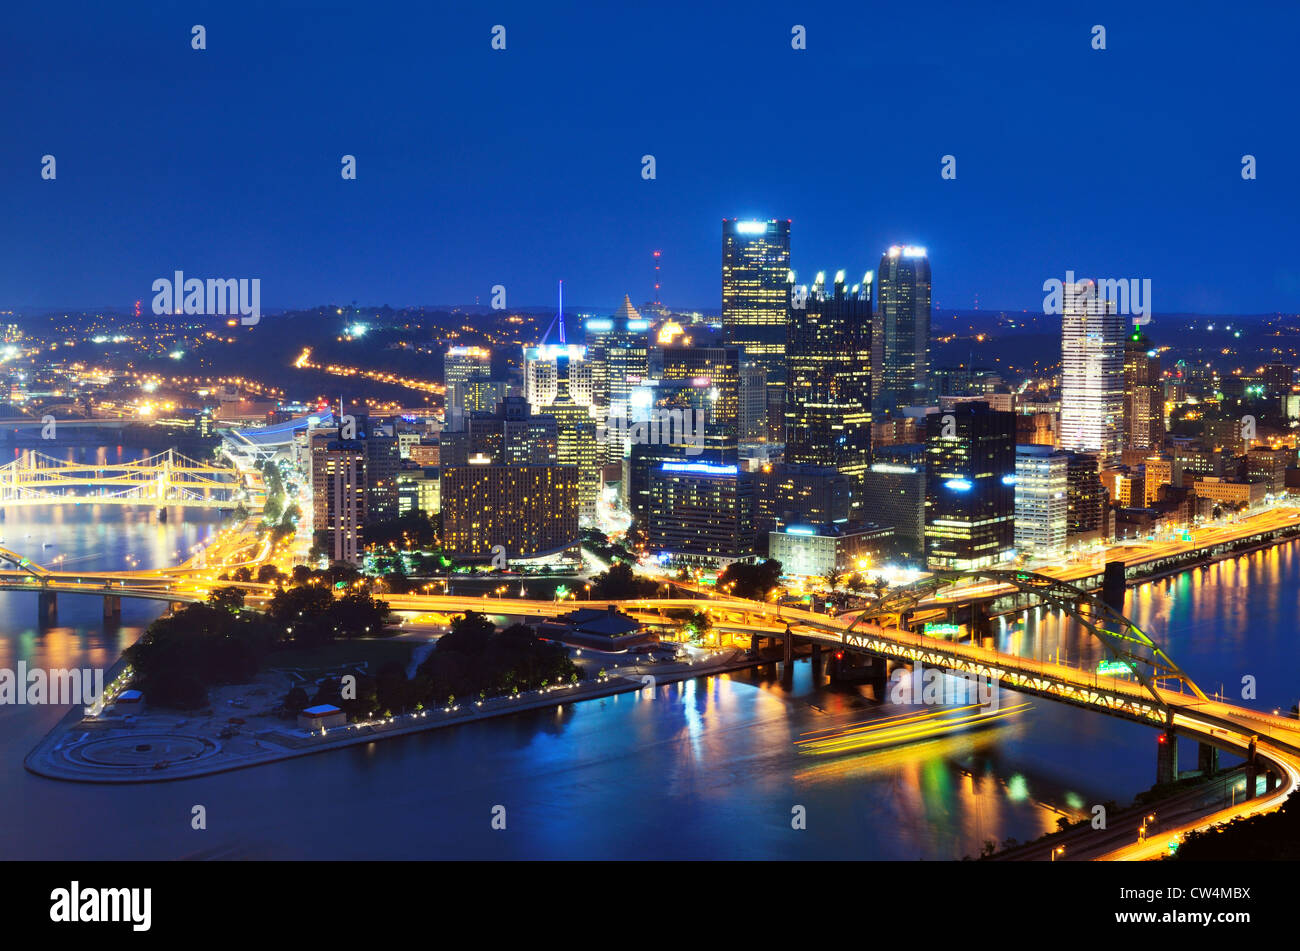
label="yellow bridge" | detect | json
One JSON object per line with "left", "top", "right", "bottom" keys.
{"left": 0, "top": 449, "right": 243, "bottom": 508}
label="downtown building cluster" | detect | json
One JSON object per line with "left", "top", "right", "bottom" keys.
{"left": 304, "top": 223, "right": 1300, "bottom": 579}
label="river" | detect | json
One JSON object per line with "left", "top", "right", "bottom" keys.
{"left": 1, "top": 457, "right": 1296, "bottom": 859}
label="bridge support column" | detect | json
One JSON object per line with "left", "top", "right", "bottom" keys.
{"left": 1156, "top": 730, "right": 1178, "bottom": 785}
{"left": 1245, "top": 738, "right": 1258, "bottom": 800}
{"left": 810, "top": 643, "right": 823, "bottom": 680}
{"left": 38, "top": 591, "right": 57, "bottom": 626}
{"left": 103, "top": 595, "right": 121, "bottom": 621}
{"left": 781, "top": 628, "right": 794, "bottom": 685}
{"left": 1266, "top": 769, "right": 1278, "bottom": 791}
{"left": 1197, "top": 742, "right": 1219, "bottom": 775}
{"left": 157, "top": 507, "right": 168, "bottom": 522}
{"left": 1102, "top": 561, "right": 1127, "bottom": 613}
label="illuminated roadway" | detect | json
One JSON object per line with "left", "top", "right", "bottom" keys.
{"left": 6, "top": 500, "right": 1300, "bottom": 858}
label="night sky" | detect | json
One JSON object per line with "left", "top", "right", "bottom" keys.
{"left": 2, "top": 0, "right": 1297, "bottom": 315}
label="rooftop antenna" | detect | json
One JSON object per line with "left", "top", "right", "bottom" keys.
{"left": 558, "top": 279, "right": 565, "bottom": 344}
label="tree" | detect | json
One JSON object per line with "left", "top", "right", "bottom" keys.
{"left": 283, "top": 686, "right": 310, "bottom": 713}
{"left": 589, "top": 562, "right": 658, "bottom": 599}
{"left": 717, "top": 559, "right": 783, "bottom": 600}
{"left": 207, "top": 586, "right": 245, "bottom": 612}
{"left": 438, "top": 611, "right": 496, "bottom": 655}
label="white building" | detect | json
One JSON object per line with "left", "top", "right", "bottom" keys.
{"left": 1059, "top": 281, "right": 1125, "bottom": 466}
{"left": 1014, "top": 444, "right": 1068, "bottom": 557}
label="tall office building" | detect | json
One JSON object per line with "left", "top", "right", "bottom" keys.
{"left": 647, "top": 461, "right": 757, "bottom": 567}
{"left": 859, "top": 445, "right": 926, "bottom": 563}
{"left": 439, "top": 396, "right": 558, "bottom": 467}
{"left": 784, "top": 270, "right": 873, "bottom": 510}
{"left": 1123, "top": 329, "right": 1164, "bottom": 451}
{"left": 310, "top": 435, "right": 367, "bottom": 564}
{"left": 722, "top": 218, "right": 791, "bottom": 442}
{"left": 1060, "top": 280, "right": 1126, "bottom": 465}
{"left": 1014, "top": 445, "right": 1069, "bottom": 557}
{"left": 923, "top": 402, "right": 1016, "bottom": 570}
{"left": 655, "top": 342, "right": 743, "bottom": 441}
{"left": 1065, "top": 451, "right": 1109, "bottom": 539}
{"left": 586, "top": 296, "right": 651, "bottom": 413}
{"left": 875, "top": 246, "right": 931, "bottom": 413}
{"left": 444, "top": 346, "right": 492, "bottom": 413}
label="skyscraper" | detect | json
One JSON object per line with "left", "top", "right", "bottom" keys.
{"left": 923, "top": 402, "right": 1016, "bottom": 570}
{"left": 1014, "top": 444, "right": 1069, "bottom": 557}
{"left": 1123, "top": 328, "right": 1164, "bottom": 451}
{"left": 1060, "top": 280, "right": 1126, "bottom": 465}
{"left": 784, "top": 269, "right": 873, "bottom": 510}
{"left": 722, "top": 218, "right": 790, "bottom": 442}
{"left": 444, "top": 346, "right": 492, "bottom": 413}
{"left": 875, "top": 245, "right": 931, "bottom": 413}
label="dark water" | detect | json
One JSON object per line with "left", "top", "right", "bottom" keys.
{"left": 1, "top": 478, "right": 1296, "bottom": 859}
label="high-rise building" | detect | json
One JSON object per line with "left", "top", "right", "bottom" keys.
{"left": 722, "top": 218, "right": 791, "bottom": 442}
{"left": 739, "top": 363, "right": 767, "bottom": 444}
{"left": 1124, "top": 329, "right": 1164, "bottom": 451}
{"left": 784, "top": 270, "right": 873, "bottom": 510}
{"left": 756, "top": 463, "right": 851, "bottom": 538}
{"left": 444, "top": 346, "right": 492, "bottom": 412}
{"left": 655, "top": 343, "right": 743, "bottom": 442}
{"left": 440, "top": 396, "right": 558, "bottom": 467}
{"left": 647, "top": 460, "right": 756, "bottom": 567}
{"left": 923, "top": 402, "right": 1016, "bottom": 570}
{"left": 859, "top": 444, "right": 926, "bottom": 563}
{"left": 310, "top": 435, "right": 367, "bottom": 564}
{"left": 440, "top": 464, "right": 580, "bottom": 560}
{"left": 1060, "top": 281, "right": 1126, "bottom": 465}
{"left": 1064, "top": 451, "right": 1108, "bottom": 539}
{"left": 875, "top": 246, "right": 931, "bottom": 413}
{"left": 1014, "top": 445, "right": 1069, "bottom": 557}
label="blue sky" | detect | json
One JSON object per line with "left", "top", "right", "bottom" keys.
{"left": 2, "top": 0, "right": 1297, "bottom": 314}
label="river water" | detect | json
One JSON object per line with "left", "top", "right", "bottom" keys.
{"left": 1, "top": 458, "right": 1296, "bottom": 859}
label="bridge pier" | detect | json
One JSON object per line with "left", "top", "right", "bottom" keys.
{"left": 1245, "top": 738, "right": 1258, "bottom": 800}
{"left": 810, "top": 643, "right": 823, "bottom": 680}
{"left": 1156, "top": 730, "right": 1178, "bottom": 785}
{"left": 1102, "top": 560, "right": 1127, "bottom": 613}
{"left": 103, "top": 595, "right": 122, "bottom": 621}
{"left": 781, "top": 627, "right": 794, "bottom": 684}
{"left": 1197, "top": 742, "right": 1219, "bottom": 775}
{"left": 38, "top": 591, "right": 57, "bottom": 626}
{"left": 157, "top": 507, "right": 168, "bottom": 522}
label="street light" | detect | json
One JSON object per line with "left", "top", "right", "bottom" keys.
{"left": 1052, "top": 846, "right": 1065, "bottom": 861}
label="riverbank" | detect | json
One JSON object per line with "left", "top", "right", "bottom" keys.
{"left": 24, "top": 647, "right": 760, "bottom": 784}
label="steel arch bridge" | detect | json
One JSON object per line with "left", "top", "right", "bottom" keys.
{"left": 0, "top": 449, "right": 241, "bottom": 508}
{"left": 840, "top": 568, "right": 1209, "bottom": 707}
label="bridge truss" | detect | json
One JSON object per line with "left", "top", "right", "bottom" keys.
{"left": 0, "top": 449, "right": 241, "bottom": 508}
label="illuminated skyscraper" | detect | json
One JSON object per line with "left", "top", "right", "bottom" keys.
{"left": 1123, "top": 328, "right": 1164, "bottom": 451}
{"left": 924, "top": 402, "right": 1016, "bottom": 570}
{"left": 1060, "top": 280, "right": 1125, "bottom": 465}
{"left": 722, "top": 218, "right": 791, "bottom": 442}
{"left": 1014, "top": 444, "right": 1068, "bottom": 557}
{"left": 875, "top": 246, "right": 931, "bottom": 413}
{"left": 784, "top": 269, "right": 873, "bottom": 510}
{"left": 444, "top": 346, "right": 491, "bottom": 412}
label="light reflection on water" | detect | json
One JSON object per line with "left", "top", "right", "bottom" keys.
{"left": 0, "top": 491, "right": 1296, "bottom": 858}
